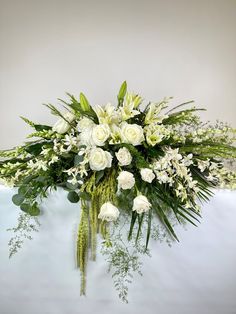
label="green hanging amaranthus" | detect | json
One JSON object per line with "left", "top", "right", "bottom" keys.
{"left": 77, "top": 168, "right": 118, "bottom": 295}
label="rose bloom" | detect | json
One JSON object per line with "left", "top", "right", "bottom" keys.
{"left": 132, "top": 195, "right": 151, "bottom": 214}
{"left": 117, "top": 171, "right": 135, "bottom": 190}
{"left": 89, "top": 147, "right": 112, "bottom": 171}
{"left": 78, "top": 127, "right": 95, "bottom": 146}
{"left": 77, "top": 117, "right": 95, "bottom": 132}
{"left": 52, "top": 111, "right": 75, "bottom": 134}
{"left": 140, "top": 168, "right": 155, "bottom": 183}
{"left": 98, "top": 202, "right": 120, "bottom": 222}
{"left": 120, "top": 122, "right": 144, "bottom": 146}
{"left": 91, "top": 124, "right": 110, "bottom": 146}
{"left": 115, "top": 147, "right": 132, "bottom": 166}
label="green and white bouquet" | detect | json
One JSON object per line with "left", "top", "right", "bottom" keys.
{"left": 1, "top": 82, "right": 236, "bottom": 302}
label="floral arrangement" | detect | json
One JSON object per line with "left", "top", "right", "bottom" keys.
{"left": 1, "top": 82, "right": 236, "bottom": 302}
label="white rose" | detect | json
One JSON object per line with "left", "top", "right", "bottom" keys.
{"left": 140, "top": 168, "right": 155, "bottom": 183}
{"left": 120, "top": 122, "right": 144, "bottom": 146}
{"left": 117, "top": 171, "right": 135, "bottom": 190}
{"left": 91, "top": 124, "right": 110, "bottom": 146}
{"left": 52, "top": 111, "right": 75, "bottom": 134}
{"left": 89, "top": 147, "right": 112, "bottom": 171}
{"left": 78, "top": 127, "right": 95, "bottom": 146}
{"left": 115, "top": 147, "right": 132, "bottom": 166}
{"left": 132, "top": 195, "right": 151, "bottom": 214}
{"left": 98, "top": 202, "right": 120, "bottom": 222}
{"left": 77, "top": 117, "right": 95, "bottom": 132}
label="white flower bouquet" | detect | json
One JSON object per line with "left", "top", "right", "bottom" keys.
{"left": 1, "top": 82, "right": 236, "bottom": 302}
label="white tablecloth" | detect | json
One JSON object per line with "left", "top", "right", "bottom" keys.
{"left": 0, "top": 187, "right": 236, "bottom": 314}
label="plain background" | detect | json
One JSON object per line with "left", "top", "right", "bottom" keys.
{"left": 0, "top": 0, "right": 236, "bottom": 313}
{"left": 0, "top": 0, "right": 236, "bottom": 149}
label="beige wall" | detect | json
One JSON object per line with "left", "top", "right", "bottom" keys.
{"left": 0, "top": 0, "right": 236, "bottom": 149}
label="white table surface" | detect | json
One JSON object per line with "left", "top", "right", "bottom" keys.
{"left": 0, "top": 186, "right": 236, "bottom": 314}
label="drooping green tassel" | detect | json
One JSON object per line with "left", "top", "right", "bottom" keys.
{"left": 77, "top": 201, "right": 89, "bottom": 295}
{"left": 76, "top": 169, "right": 118, "bottom": 295}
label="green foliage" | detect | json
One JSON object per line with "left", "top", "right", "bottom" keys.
{"left": 67, "top": 191, "right": 80, "bottom": 203}
{"left": 12, "top": 194, "right": 24, "bottom": 206}
{"left": 7, "top": 212, "right": 40, "bottom": 258}
{"left": 25, "top": 142, "right": 49, "bottom": 156}
{"left": 20, "top": 202, "right": 40, "bottom": 216}
{"left": 65, "top": 93, "right": 98, "bottom": 123}
{"left": 74, "top": 154, "right": 84, "bottom": 166}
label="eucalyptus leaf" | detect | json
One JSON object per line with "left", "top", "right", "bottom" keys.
{"left": 66, "top": 181, "right": 79, "bottom": 190}
{"left": 67, "top": 191, "right": 80, "bottom": 203}
{"left": 20, "top": 203, "right": 40, "bottom": 216}
{"left": 74, "top": 154, "right": 84, "bottom": 166}
{"left": 12, "top": 194, "right": 25, "bottom": 206}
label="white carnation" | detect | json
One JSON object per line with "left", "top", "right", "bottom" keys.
{"left": 98, "top": 202, "right": 120, "bottom": 222}
{"left": 132, "top": 195, "right": 151, "bottom": 214}
{"left": 120, "top": 122, "right": 144, "bottom": 146}
{"left": 140, "top": 168, "right": 155, "bottom": 183}
{"left": 89, "top": 147, "right": 112, "bottom": 171}
{"left": 52, "top": 111, "right": 75, "bottom": 134}
{"left": 117, "top": 171, "right": 135, "bottom": 190}
{"left": 91, "top": 124, "right": 110, "bottom": 146}
{"left": 115, "top": 147, "right": 132, "bottom": 166}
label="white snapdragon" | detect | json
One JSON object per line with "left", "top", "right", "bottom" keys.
{"left": 117, "top": 171, "right": 135, "bottom": 190}
{"left": 98, "top": 202, "right": 120, "bottom": 222}
{"left": 140, "top": 168, "right": 155, "bottom": 183}
{"left": 120, "top": 122, "right": 144, "bottom": 146}
{"left": 52, "top": 111, "right": 75, "bottom": 134}
{"left": 91, "top": 124, "right": 110, "bottom": 146}
{"left": 132, "top": 195, "right": 151, "bottom": 214}
{"left": 88, "top": 148, "right": 112, "bottom": 171}
{"left": 115, "top": 147, "right": 132, "bottom": 166}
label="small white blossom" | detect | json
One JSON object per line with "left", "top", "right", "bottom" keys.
{"left": 48, "top": 155, "right": 59, "bottom": 165}
{"left": 63, "top": 134, "right": 78, "bottom": 151}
